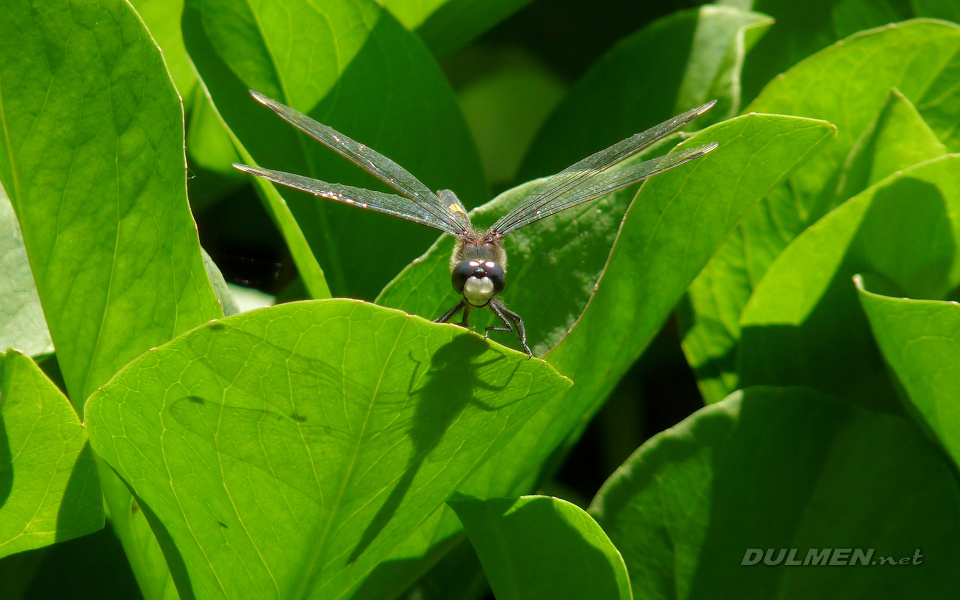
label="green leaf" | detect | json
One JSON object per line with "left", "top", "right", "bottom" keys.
{"left": 0, "top": 0, "right": 222, "bottom": 405}
{"left": 834, "top": 87, "right": 948, "bottom": 204}
{"left": 519, "top": 5, "right": 772, "bottom": 179}
{"left": 397, "top": 537, "right": 488, "bottom": 600}
{"left": 96, "top": 469, "right": 182, "bottom": 600}
{"left": 130, "top": 0, "right": 195, "bottom": 98}
{"left": 737, "top": 156, "right": 960, "bottom": 409}
{"left": 84, "top": 299, "right": 569, "bottom": 600}
{"left": 457, "top": 49, "right": 566, "bottom": 186}
{"left": 376, "top": 114, "right": 835, "bottom": 591}
{"left": 379, "top": 175, "right": 631, "bottom": 357}
{"left": 526, "top": 115, "right": 833, "bottom": 472}
{"left": 449, "top": 495, "right": 632, "bottom": 600}
{"left": 681, "top": 20, "right": 960, "bottom": 402}
{"left": 186, "top": 85, "right": 243, "bottom": 175}
{"left": 590, "top": 386, "right": 960, "bottom": 600}
{"left": 382, "top": 115, "right": 834, "bottom": 358}
{"left": 202, "top": 248, "right": 241, "bottom": 317}
{"left": 191, "top": 80, "right": 331, "bottom": 301}
{"left": 751, "top": 20, "right": 960, "bottom": 158}
{"left": 385, "top": 0, "right": 536, "bottom": 58}
{"left": 856, "top": 275, "right": 960, "bottom": 471}
{"left": 0, "top": 184, "right": 52, "bottom": 357}
{"left": 738, "top": 0, "right": 916, "bottom": 103}
{"left": 0, "top": 349, "right": 103, "bottom": 559}
{"left": 183, "top": 0, "right": 487, "bottom": 300}
{"left": 0, "top": 2, "right": 223, "bottom": 598}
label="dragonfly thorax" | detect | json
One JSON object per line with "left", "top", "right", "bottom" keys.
{"left": 451, "top": 237, "right": 506, "bottom": 308}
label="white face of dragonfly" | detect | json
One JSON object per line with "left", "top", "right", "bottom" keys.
{"left": 453, "top": 259, "right": 505, "bottom": 307}
{"left": 450, "top": 233, "right": 508, "bottom": 308}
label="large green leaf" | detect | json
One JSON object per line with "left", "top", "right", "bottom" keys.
{"left": 518, "top": 5, "right": 772, "bottom": 180}
{"left": 375, "top": 114, "right": 835, "bottom": 594}
{"left": 130, "top": 0, "right": 195, "bottom": 98}
{"left": 0, "top": 185, "right": 52, "bottom": 357}
{"left": 0, "top": 2, "right": 222, "bottom": 598}
{"left": 457, "top": 49, "right": 566, "bottom": 186}
{"left": 183, "top": 0, "right": 487, "bottom": 300}
{"left": 590, "top": 386, "right": 960, "bottom": 600}
{"left": 680, "top": 20, "right": 960, "bottom": 402}
{"left": 85, "top": 299, "right": 569, "bottom": 600}
{"left": 737, "top": 155, "right": 960, "bottom": 410}
{"left": 0, "top": 0, "right": 222, "bottom": 405}
{"left": 737, "top": 0, "right": 915, "bottom": 103}
{"left": 834, "top": 88, "right": 948, "bottom": 201}
{"left": 0, "top": 350, "right": 102, "bottom": 559}
{"left": 856, "top": 275, "right": 960, "bottom": 470}
{"left": 449, "top": 495, "right": 632, "bottom": 600}
{"left": 384, "top": 0, "right": 536, "bottom": 58}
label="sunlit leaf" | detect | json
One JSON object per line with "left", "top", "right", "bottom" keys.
{"left": 377, "top": 114, "right": 835, "bottom": 594}
{"left": 737, "top": 156, "right": 960, "bottom": 410}
{"left": 681, "top": 20, "right": 960, "bottom": 402}
{"left": 857, "top": 275, "right": 960, "bottom": 471}
{"left": 0, "top": 185, "right": 52, "bottom": 357}
{"left": 0, "top": 2, "right": 222, "bottom": 598}
{"left": 519, "top": 5, "right": 772, "bottom": 179}
{"left": 738, "top": 0, "right": 915, "bottom": 103}
{"left": 450, "top": 495, "right": 632, "bottom": 600}
{"left": 0, "top": 350, "right": 102, "bottom": 559}
{"left": 85, "top": 299, "right": 569, "bottom": 600}
{"left": 591, "top": 386, "right": 960, "bottom": 599}
{"left": 130, "top": 0, "right": 195, "bottom": 97}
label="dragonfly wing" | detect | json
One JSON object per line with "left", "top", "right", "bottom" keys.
{"left": 491, "top": 100, "right": 717, "bottom": 236}
{"left": 249, "top": 90, "right": 467, "bottom": 235}
{"left": 234, "top": 164, "right": 464, "bottom": 235}
{"left": 493, "top": 143, "right": 717, "bottom": 232}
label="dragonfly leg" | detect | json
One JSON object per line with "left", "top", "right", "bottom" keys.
{"left": 486, "top": 299, "right": 532, "bottom": 357}
{"left": 436, "top": 299, "right": 469, "bottom": 328}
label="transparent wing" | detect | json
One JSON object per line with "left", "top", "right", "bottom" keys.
{"left": 248, "top": 90, "right": 467, "bottom": 235}
{"left": 233, "top": 164, "right": 462, "bottom": 235}
{"left": 494, "top": 143, "right": 717, "bottom": 233}
{"left": 491, "top": 100, "right": 717, "bottom": 236}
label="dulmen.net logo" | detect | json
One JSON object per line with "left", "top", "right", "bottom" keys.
{"left": 741, "top": 548, "right": 924, "bottom": 566}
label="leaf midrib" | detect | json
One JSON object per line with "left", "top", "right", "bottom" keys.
{"left": 291, "top": 319, "right": 400, "bottom": 600}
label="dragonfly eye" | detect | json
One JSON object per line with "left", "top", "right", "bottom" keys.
{"left": 452, "top": 260, "right": 505, "bottom": 306}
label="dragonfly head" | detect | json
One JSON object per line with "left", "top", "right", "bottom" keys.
{"left": 452, "top": 258, "right": 505, "bottom": 307}
{"left": 451, "top": 236, "right": 506, "bottom": 308}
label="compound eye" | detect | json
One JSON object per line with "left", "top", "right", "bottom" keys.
{"left": 452, "top": 261, "right": 475, "bottom": 294}
{"left": 486, "top": 262, "right": 505, "bottom": 295}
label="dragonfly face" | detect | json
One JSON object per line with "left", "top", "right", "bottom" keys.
{"left": 451, "top": 237, "right": 506, "bottom": 308}
{"left": 234, "top": 90, "right": 718, "bottom": 357}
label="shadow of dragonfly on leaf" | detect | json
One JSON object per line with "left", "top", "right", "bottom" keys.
{"left": 166, "top": 331, "right": 388, "bottom": 513}
{"left": 347, "top": 334, "right": 521, "bottom": 563}
{"left": 164, "top": 328, "right": 523, "bottom": 570}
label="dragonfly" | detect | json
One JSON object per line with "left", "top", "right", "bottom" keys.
{"left": 235, "top": 90, "right": 718, "bottom": 356}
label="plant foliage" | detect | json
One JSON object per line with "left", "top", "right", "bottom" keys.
{"left": 1, "top": 0, "right": 959, "bottom": 599}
